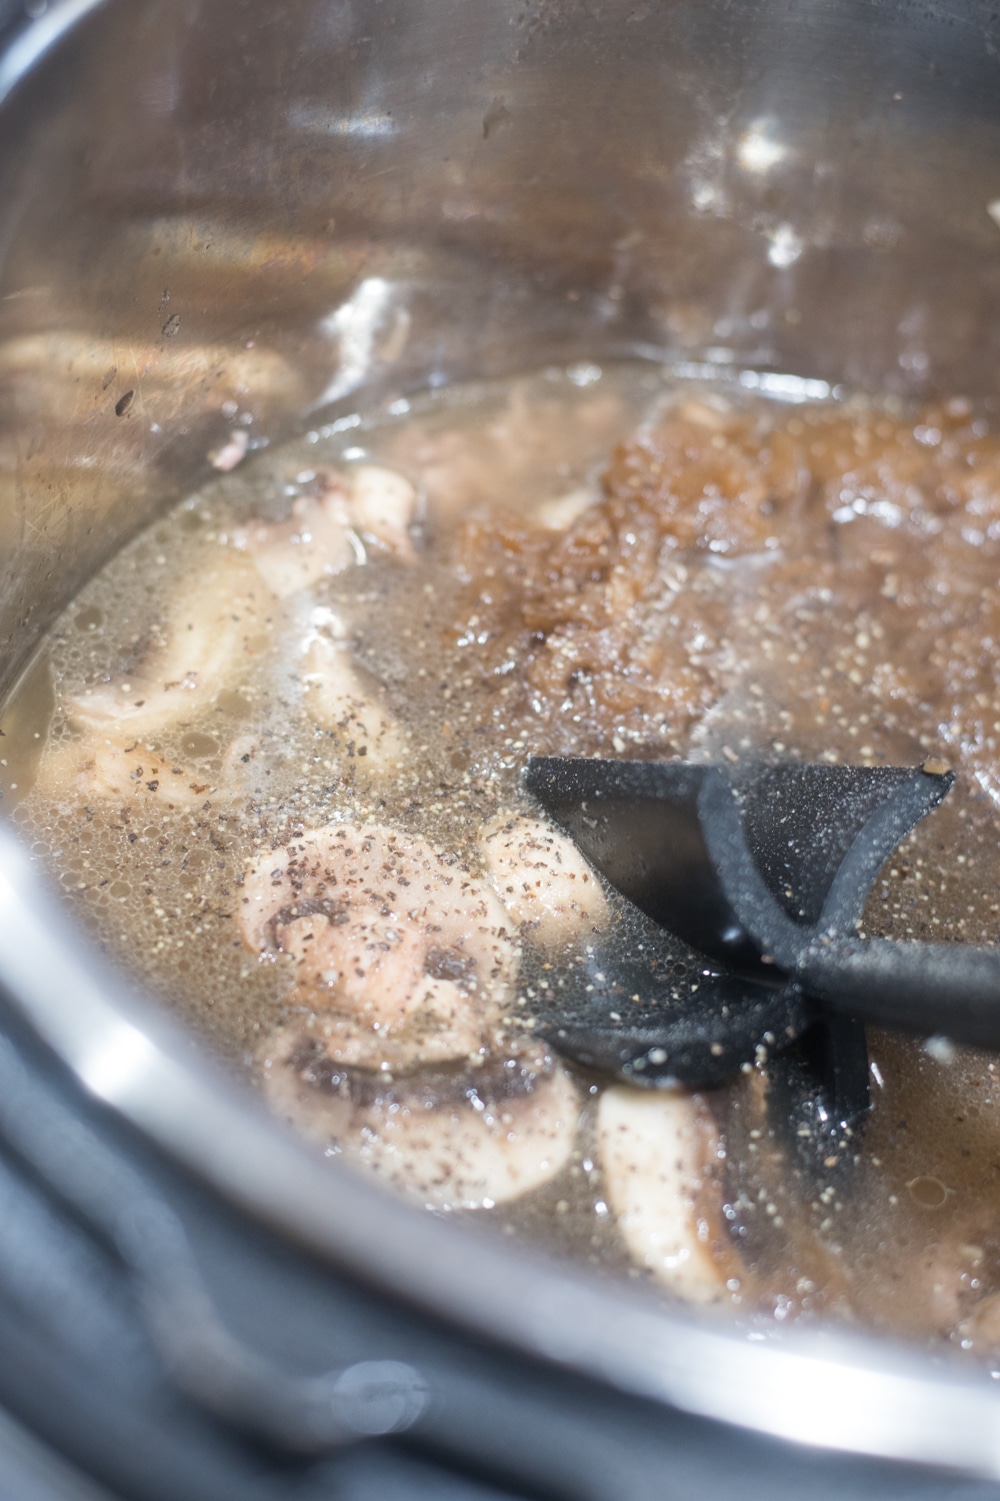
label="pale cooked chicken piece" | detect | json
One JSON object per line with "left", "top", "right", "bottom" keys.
{"left": 231, "top": 481, "right": 356, "bottom": 597}
{"left": 232, "top": 465, "right": 418, "bottom": 597}
{"left": 64, "top": 555, "right": 262, "bottom": 740}
{"left": 347, "top": 464, "right": 419, "bottom": 557}
{"left": 259, "top": 1027, "right": 579, "bottom": 1210}
{"left": 598, "top": 1086, "right": 735, "bottom": 1304}
{"left": 240, "top": 822, "right": 519, "bottom": 1071}
{"left": 31, "top": 736, "right": 213, "bottom": 810}
{"left": 478, "top": 813, "right": 609, "bottom": 948}
{"left": 300, "top": 617, "right": 409, "bottom": 777}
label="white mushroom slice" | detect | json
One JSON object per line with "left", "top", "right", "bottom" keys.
{"left": 598, "top": 1086, "right": 731, "bottom": 1304}
{"left": 478, "top": 813, "right": 609, "bottom": 947}
{"left": 65, "top": 558, "right": 259, "bottom": 739}
{"left": 259, "top": 1028, "right": 579, "bottom": 1210}
{"left": 240, "top": 822, "right": 519, "bottom": 1070}
{"left": 32, "top": 737, "right": 212, "bottom": 810}
{"left": 535, "top": 486, "right": 597, "bottom": 532}
{"left": 301, "top": 631, "right": 409, "bottom": 775}
{"left": 232, "top": 483, "right": 355, "bottom": 597}
{"left": 347, "top": 465, "right": 418, "bottom": 556}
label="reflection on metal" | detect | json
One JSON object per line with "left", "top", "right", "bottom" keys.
{"left": 736, "top": 121, "right": 787, "bottom": 174}
{"left": 767, "top": 224, "right": 804, "bottom": 268}
{"left": 287, "top": 103, "right": 399, "bottom": 138}
{"left": 314, "top": 278, "right": 406, "bottom": 410}
{"left": 0, "top": 0, "right": 105, "bottom": 106}
{"left": 736, "top": 370, "right": 832, "bottom": 402}
{"left": 75, "top": 1020, "right": 160, "bottom": 1103}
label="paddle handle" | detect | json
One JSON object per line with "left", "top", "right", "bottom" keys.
{"left": 799, "top": 937, "right": 1000, "bottom": 1048}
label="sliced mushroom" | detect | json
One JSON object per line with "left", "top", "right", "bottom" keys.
{"left": 598, "top": 1086, "right": 735, "bottom": 1304}
{"left": 259, "top": 1028, "right": 579, "bottom": 1210}
{"left": 240, "top": 821, "right": 519, "bottom": 1071}
{"left": 478, "top": 812, "right": 609, "bottom": 948}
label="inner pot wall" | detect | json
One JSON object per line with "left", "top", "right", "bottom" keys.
{"left": 3, "top": 0, "right": 1000, "bottom": 688}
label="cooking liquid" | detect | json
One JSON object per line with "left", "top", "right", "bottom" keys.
{"left": 5, "top": 361, "right": 1000, "bottom": 1348}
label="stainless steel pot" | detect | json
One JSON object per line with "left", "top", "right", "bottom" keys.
{"left": 3, "top": 0, "right": 1000, "bottom": 1489}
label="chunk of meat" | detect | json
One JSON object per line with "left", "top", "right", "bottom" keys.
{"left": 450, "top": 394, "right": 1000, "bottom": 781}
{"left": 232, "top": 480, "right": 355, "bottom": 597}
{"left": 478, "top": 813, "right": 609, "bottom": 947}
{"left": 232, "top": 464, "right": 418, "bottom": 597}
{"left": 65, "top": 557, "right": 261, "bottom": 740}
{"left": 240, "top": 823, "right": 519, "bottom": 1070}
{"left": 598, "top": 1086, "right": 737, "bottom": 1304}
{"left": 300, "top": 625, "right": 409, "bottom": 777}
{"left": 348, "top": 464, "right": 419, "bottom": 556}
{"left": 450, "top": 488, "right": 720, "bottom": 759}
{"left": 381, "top": 376, "right": 635, "bottom": 524}
{"left": 259, "top": 1028, "right": 579, "bottom": 1209}
{"left": 32, "top": 737, "right": 212, "bottom": 810}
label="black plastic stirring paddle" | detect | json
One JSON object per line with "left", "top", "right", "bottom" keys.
{"left": 523, "top": 757, "right": 1000, "bottom": 1086}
